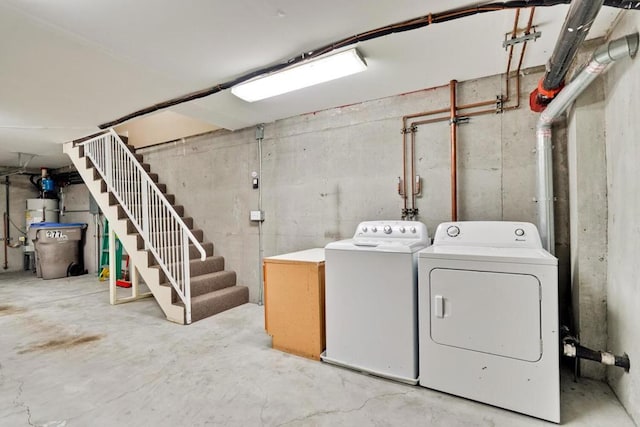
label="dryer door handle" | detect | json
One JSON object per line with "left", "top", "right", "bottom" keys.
{"left": 434, "top": 295, "right": 445, "bottom": 318}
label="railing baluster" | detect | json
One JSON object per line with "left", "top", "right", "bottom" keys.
{"left": 183, "top": 229, "right": 191, "bottom": 324}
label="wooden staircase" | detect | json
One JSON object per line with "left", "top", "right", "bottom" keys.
{"left": 63, "top": 134, "right": 248, "bottom": 324}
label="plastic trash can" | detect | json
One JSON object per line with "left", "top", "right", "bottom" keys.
{"left": 31, "top": 222, "right": 87, "bottom": 279}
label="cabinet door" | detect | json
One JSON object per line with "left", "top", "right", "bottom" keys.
{"left": 430, "top": 268, "right": 541, "bottom": 362}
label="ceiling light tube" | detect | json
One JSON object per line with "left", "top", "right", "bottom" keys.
{"left": 231, "top": 48, "right": 367, "bottom": 102}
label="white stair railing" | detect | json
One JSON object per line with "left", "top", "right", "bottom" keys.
{"left": 79, "top": 129, "right": 205, "bottom": 324}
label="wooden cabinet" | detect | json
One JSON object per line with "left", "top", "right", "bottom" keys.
{"left": 263, "top": 248, "right": 325, "bottom": 360}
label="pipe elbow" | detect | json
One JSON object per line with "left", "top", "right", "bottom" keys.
{"left": 537, "top": 113, "right": 554, "bottom": 130}
{"left": 594, "top": 32, "right": 639, "bottom": 64}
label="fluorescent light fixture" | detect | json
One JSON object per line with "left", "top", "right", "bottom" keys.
{"left": 231, "top": 48, "right": 367, "bottom": 102}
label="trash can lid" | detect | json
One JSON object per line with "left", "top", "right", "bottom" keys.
{"left": 30, "top": 222, "right": 87, "bottom": 228}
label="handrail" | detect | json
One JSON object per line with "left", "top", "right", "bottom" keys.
{"left": 79, "top": 129, "right": 205, "bottom": 324}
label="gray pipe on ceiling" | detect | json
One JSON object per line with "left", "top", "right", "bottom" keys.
{"left": 543, "top": 0, "right": 605, "bottom": 91}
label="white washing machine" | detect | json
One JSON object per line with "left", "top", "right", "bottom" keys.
{"left": 418, "top": 221, "right": 559, "bottom": 423}
{"left": 322, "top": 220, "right": 429, "bottom": 384}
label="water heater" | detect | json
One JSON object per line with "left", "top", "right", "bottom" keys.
{"left": 24, "top": 198, "right": 59, "bottom": 252}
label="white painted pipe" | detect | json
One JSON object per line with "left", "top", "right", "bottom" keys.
{"left": 256, "top": 124, "right": 265, "bottom": 306}
{"left": 536, "top": 33, "right": 639, "bottom": 254}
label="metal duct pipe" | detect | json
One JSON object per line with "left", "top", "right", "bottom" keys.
{"left": 531, "top": 0, "right": 604, "bottom": 110}
{"left": 544, "top": 0, "right": 604, "bottom": 90}
{"left": 536, "top": 33, "right": 639, "bottom": 253}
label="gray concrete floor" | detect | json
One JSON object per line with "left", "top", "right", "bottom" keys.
{"left": 0, "top": 272, "right": 634, "bottom": 427}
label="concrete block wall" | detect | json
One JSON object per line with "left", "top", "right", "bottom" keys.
{"left": 141, "top": 66, "right": 571, "bottom": 310}
{"left": 601, "top": 11, "right": 640, "bottom": 425}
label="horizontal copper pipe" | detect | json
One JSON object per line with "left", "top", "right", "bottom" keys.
{"left": 460, "top": 99, "right": 497, "bottom": 110}
{"left": 403, "top": 107, "right": 449, "bottom": 121}
{"left": 411, "top": 115, "right": 450, "bottom": 126}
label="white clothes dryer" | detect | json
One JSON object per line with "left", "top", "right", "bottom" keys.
{"left": 323, "top": 220, "right": 429, "bottom": 384}
{"left": 418, "top": 221, "right": 559, "bottom": 423}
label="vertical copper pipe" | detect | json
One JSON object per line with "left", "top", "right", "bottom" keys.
{"left": 450, "top": 80, "right": 458, "bottom": 221}
{"left": 401, "top": 119, "right": 408, "bottom": 211}
{"left": 504, "top": 8, "right": 521, "bottom": 102}
{"left": 410, "top": 128, "right": 416, "bottom": 210}
{"left": 518, "top": 8, "right": 536, "bottom": 74}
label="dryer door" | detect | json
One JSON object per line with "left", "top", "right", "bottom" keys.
{"left": 430, "top": 268, "right": 542, "bottom": 362}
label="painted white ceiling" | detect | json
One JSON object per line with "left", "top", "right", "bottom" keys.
{"left": 0, "top": 1, "right": 621, "bottom": 169}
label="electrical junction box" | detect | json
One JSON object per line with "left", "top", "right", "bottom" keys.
{"left": 250, "top": 210, "right": 265, "bottom": 222}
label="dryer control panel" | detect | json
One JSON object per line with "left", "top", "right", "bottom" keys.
{"left": 433, "top": 221, "right": 542, "bottom": 249}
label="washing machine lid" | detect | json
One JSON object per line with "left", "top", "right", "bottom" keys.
{"left": 326, "top": 238, "right": 427, "bottom": 253}
{"left": 325, "top": 220, "right": 430, "bottom": 253}
{"left": 419, "top": 245, "right": 557, "bottom": 265}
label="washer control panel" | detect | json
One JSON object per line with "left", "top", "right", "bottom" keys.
{"left": 433, "top": 221, "right": 542, "bottom": 249}
{"left": 353, "top": 220, "right": 429, "bottom": 246}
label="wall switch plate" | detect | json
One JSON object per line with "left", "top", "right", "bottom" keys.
{"left": 250, "top": 210, "right": 265, "bottom": 222}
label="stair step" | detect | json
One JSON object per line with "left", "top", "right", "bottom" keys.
{"left": 171, "top": 270, "right": 237, "bottom": 302}
{"left": 190, "top": 241, "right": 214, "bottom": 258}
{"left": 155, "top": 255, "right": 224, "bottom": 283}
{"left": 184, "top": 286, "right": 249, "bottom": 322}
{"left": 180, "top": 217, "right": 193, "bottom": 229}
{"left": 189, "top": 255, "right": 224, "bottom": 276}
{"left": 191, "top": 270, "right": 237, "bottom": 297}
{"left": 148, "top": 242, "right": 214, "bottom": 266}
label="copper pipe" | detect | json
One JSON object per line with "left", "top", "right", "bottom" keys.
{"left": 401, "top": 118, "right": 408, "bottom": 211}
{"left": 516, "top": 8, "right": 536, "bottom": 76}
{"left": 412, "top": 115, "right": 450, "bottom": 127}
{"left": 410, "top": 129, "right": 416, "bottom": 209}
{"left": 403, "top": 107, "right": 449, "bottom": 121}
{"left": 503, "top": 8, "right": 533, "bottom": 108}
{"left": 459, "top": 99, "right": 496, "bottom": 110}
{"left": 398, "top": 7, "right": 534, "bottom": 218}
{"left": 506, "top": 57, "right": 523, "bottom": 110}
{"left": 450, "top": 80, "right": 458, "bottom": 221}
{"left": 463, "top": 107, "right": 502, "bottom": 118}
{"left": 503, "top": 8, "right": 534, "bottom": 110}
{"left": 504, "top": 9, "right": 521, "bottom": 102}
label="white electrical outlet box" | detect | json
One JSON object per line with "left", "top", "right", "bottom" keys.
{"left": 250, "top": 210, "right": 265, "bottom": 222}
